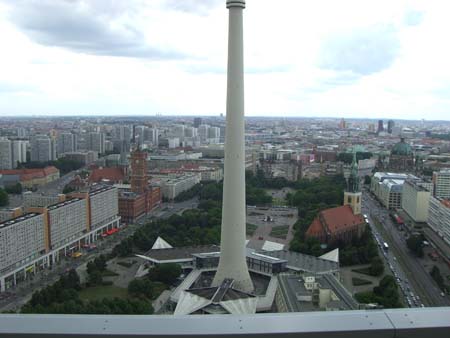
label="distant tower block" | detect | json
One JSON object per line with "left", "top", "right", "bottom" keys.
{"left": 344, "top": 151, "right": 362, "bottom": 215}
{"left": 130, "top": 149, "right": 149, "bottom": 194}
{"left": 212, "top": 0, "right": 254, "bottom": 293}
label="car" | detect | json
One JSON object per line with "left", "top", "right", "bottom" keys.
{"left": 441, "top": 292, "right": 445, "bottom": 297}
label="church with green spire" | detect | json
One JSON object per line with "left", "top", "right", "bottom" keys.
{"left": 344, "top": 151, "right": 362, "bottom": 215}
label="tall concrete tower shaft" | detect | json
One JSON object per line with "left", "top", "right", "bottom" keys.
{"left": 212, "top": 0, "right": 254, "bottom": 293}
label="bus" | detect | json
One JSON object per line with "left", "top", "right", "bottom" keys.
{"left": 383, "top": 242, "right": 389, "bottom": 251}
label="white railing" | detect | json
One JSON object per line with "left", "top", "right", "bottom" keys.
{"left": 0, "top": 307, "right": 449, "bottom": 337}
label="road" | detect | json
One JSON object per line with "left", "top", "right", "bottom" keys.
{"left": 0, "top": 197, "right": 199, "bottom": 312}
{"left": 362, "top": 190, "right": 450, "bottom": 308}
{"left": 37, "top": 170, "right": 78, "bottom": 194}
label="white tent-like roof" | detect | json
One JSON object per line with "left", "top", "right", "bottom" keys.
{"left": 261, "top": 240, "right": 284, "bottom": 252}
{"left": 319, "top": 248, "right": 339, "bottom": 263}
{"left": 174, "top": 291, "right": 211, "bottom": 316}
{"left": 151, "top": 236, "right": 173, "bottom": 250}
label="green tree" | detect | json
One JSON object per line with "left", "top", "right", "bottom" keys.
{"left": 0, "top": 188, "right": 8, "bottom": 207}
{"left": 369, "top": 256, "right": 385, "bottom": 276}
{"left": 430, "top": 265, "right": 445, "bottom": 289}
{"left": 128, "top": 279, "right": 155, "bottom": 299}
{"left": 5, "top": 183, "right": 22, "bottom": 194}
{"left": 406, "top": 235, "right": 424, "bottom": 257}
{"left": 87, "top": 269, "right": 102, "bottom": 286}
{"left": 148, "top": 264, "right": 182, "bottom": 285}
{"left": 62, "top": 185, "right": 75, "bottom": 194}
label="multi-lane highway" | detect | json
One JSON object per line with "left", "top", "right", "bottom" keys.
{"left": 362, "top": 190, "right": 450, "bottom": 308}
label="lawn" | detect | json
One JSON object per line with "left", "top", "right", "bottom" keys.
{"left": 117, "top": 260, "right": 136, "bottom": 268}
{"left": 272, "top": 197, "right": 287, "bottom": 206}
{"left": 79, "top": 285, "right": 129, "bottom": 301}
{"left": 352, "top": 267, "right": 373, "bottom": 276}
{"left": 102, "top": 269, "right": 119, "bottom": 277}
{"left": 269, "top": 225, "right": 290, "bottom": 239}
{"left": 246, "top": 223, "right": 258, "bottom": 236}
{"left": 352, "top": 277, "right": 372, "bottom": 286}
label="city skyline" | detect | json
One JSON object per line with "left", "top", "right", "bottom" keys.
{"left": 1, "top": 1, "right": 450, "bottom": 120}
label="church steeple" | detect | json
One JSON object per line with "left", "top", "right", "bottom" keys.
{"left": 344, "top": 149, "right": 362, "bottom": 215}
{"left": 347, "top": 151, "right": 360, "bottom": 193}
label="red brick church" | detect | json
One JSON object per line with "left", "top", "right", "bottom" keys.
{"left": 305, "top": 151, "right": 366, "bottom": 244}
{"left": 305, "top": 205, "right": 365, "bottom": 244}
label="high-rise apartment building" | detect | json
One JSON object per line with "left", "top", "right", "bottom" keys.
{"left": 87, "top": 132, "right": 105, "bottom": 154}
{"left": 198, "top": 124, "right": 209, "bottom": 142}
{"left": 377, "top": 120, "right": 384, "bottom": 133}
{"left": 433, "top": 169, "right": 450, "bottom": 199}
{"left": 0, "top": 213, "right": 46, "bottom": 291}
{"left": 402, "top": 180, "right": 431, "bottom": 223}
{"left": 47, "top": 198, "right": 87, "bottom": 250}
{"left": 0, "top": 185, "right": 120, "bottom": 292}
{"left": 11, "top": 140, "right": 27, "bottom": 168}
{"left": 0, "top": 138, "right": 12, "bottom": 170}
{"left": 16, "top": 127, "right": 27, "bottom": 138}
{"left": 184, "top": 127, "right": 198, "bottom": 138}
{"left": 57, "top": 132, "right": 77, "bottom": 157}
{"left": 173, "top": 125, "right": 185, "bottom": 139}
{"left": 194, "top": 117, "right": 202, "bottom": 128}
{"left": 387, "top": 120, "right": 395, "bottom": 134}
{"left": 428, "top": 197, "right": 450, "bottom": 246}
{"left": 208, "top": 127, "right": 221, "bottom": 140}
{"left": 31, "top": 136, "right": 56, "bottom": 162}
{"left": 134, "top": 126, "right": 146, "bottom": 145}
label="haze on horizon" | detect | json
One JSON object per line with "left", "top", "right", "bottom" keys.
{"left": 1, "top": 0, "right": 450, "bottom": 120}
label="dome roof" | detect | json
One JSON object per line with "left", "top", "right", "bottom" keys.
{"left": 391, "top": 138, "right": 412, "bottom": 156}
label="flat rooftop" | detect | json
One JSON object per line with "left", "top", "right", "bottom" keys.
{"left": 0, "top": 212, "right": 41, "bottom": 229}
{"left": 266, "top": 250, "right": 339, "bottom": 274}
{"left": 47, "top": 197, "right": 82, "bottom": 211}
{"left": 143, "top": 245, "right": 220, "bottom": 262}
{"left": 89, "top": 184, "right": 116, "bottom": 196}
{"left": 278, "top": 273, "right": 358, "bottom": 312}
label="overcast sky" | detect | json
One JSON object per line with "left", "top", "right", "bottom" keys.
{"left": 0, "top": 0, "right": 449, "bottom": 120}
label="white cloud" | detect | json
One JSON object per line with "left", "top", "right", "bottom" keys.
{"left": 0, "top": 0, "right": 449, "bottom": 120}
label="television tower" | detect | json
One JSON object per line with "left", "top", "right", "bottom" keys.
{"left": 212, "top": 0, "right": 254, "bottom": 293}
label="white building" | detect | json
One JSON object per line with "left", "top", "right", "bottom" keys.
{"left": 371, "top": 172, "right": 420, "bottom": 209}
{"left": 0, "top": 213, "right": 46, "bottom": 289}
{"left": 160, "top": 174, "right": 201, "bottom": 200}
{"left": 11, "top": 140, "right": 27, "bottom": 168}
{"left": 23, "top": 192, "right": 65, "bottom": 208}
{"left": 428, "top": 197, "right": 450, "bottom": 246}
{"left": 61, "top": 151, "right": 98, "bottom": 165}
{"left": 89, "top": 185, "right": 119, "bottom": 230}
{"left": 402, "top": 180, "right": 432, "bottom": 223}
{"left": 87, "top": 132, "right": 106, "bottom": 154}
{"left": 208, "top": 127, "right": 220, "bottom": 143}
{"left": 433, "top": 169, "right": 450, "bottom": 199}
{"left": 31, "top": 136, "right": 56, "bottom": 162}
{"left": 168, "top": 138, "right": 180, "bottom": 149}
{"left": 48, "top": 198, "right": 88, "bottom": 250}
{"left": 184, "top": 127, "right": 198, "bottom": 138}
{"left": 198, "top": 124, "right": 209, "bottom": 142}
{"left": 0, "top": 138, "right": 12, "bottom": 170}
{"left": 57, "top": 132, "right": 77, "bottom": 157}
{"left": 0, "top": 185, "right": 121, "bottom": 292}
{"left": 173, "top": 125, "right": 185, "bottom": 139}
